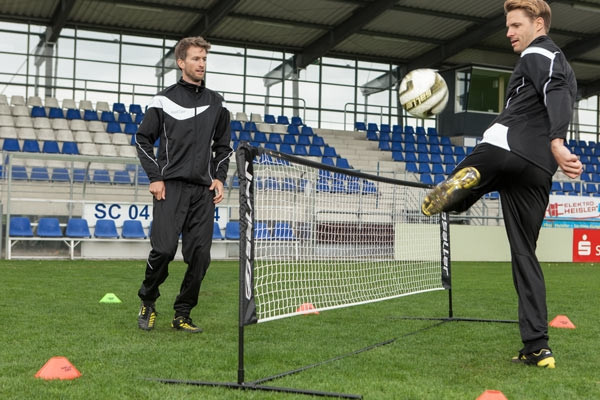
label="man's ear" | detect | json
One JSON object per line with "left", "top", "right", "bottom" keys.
{"left": 176, "top": 58, "right": 185, "bottom": 70}
{"left": 535, "top": 16, "right": 545, "bottom": 33}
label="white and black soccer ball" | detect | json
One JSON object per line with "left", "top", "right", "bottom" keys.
{"left": 398, "top": 68, "right": 449, "bottom": 119}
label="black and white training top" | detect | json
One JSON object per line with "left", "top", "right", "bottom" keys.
{"left": 480, "top": 35, "right": 577, "bottom": 175}
{"left": 135, "top": 78, "right": 233, "bottom": 186}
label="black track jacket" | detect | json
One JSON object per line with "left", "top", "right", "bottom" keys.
{"left": 480, "top": 35, "right": 577, "bottom": 175}
{"left": 135, "top": 78, "right": 232, "bottom": 186}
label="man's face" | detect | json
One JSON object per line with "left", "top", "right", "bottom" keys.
{"left": 177, "top": 46, "right": 207, "bottom": 84}
{"left": 506, "top": 9, "right": 543, "bottom": 53}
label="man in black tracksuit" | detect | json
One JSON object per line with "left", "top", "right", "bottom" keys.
{"left": 422, "top": 0, "right": 582, "bottom": 367}
{"left": 136, "top": 36, "right": 232, "bottom": 333}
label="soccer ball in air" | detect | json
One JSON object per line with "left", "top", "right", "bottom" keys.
{"left": 398, "top": 68, "right": 448, "bottom": 119}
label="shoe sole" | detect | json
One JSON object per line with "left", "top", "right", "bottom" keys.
{"left": 511, "top": 355, "right": 556, "bottom": 369}
{"left": 421, "top": 166, "right": 480, "bottom": 216}
{"left": 171, "top": 323, "right": 203, "bottom": 333}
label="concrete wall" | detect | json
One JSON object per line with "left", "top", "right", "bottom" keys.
{"left": 450, "top": 225, "right": 573, "bottom": 262}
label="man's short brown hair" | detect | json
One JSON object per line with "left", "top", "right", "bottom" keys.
{"left": 504, "top": 0, "right": 552, "bottom": 33}
{"left": 174, "top": 36, "right": 212, "bottom": 61}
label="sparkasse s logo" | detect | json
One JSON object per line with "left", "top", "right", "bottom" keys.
{"left": 572, "top": 229, "right": 600, "bottom": 262}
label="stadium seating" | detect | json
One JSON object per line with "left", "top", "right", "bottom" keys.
{"left": 121, "top": 220, "right": 147, "bottom": 239}
{"left": 66, "top": 218, "right": 92, "bottom": 238}
{"left": 94, "top": 220, "right": 119, "bottom": 238}
{"left": 10, "top": 216, "right": 34, "bottom": 237}
{"left": 213, "top": 222, "right": 224, "bottom": 240}
{"left": 37, "top": 217, "right": 63, "bottom": 237}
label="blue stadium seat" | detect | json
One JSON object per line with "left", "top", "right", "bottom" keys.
{"left": 264, "top": 114, "right": 276, "bottom": 124}
{"left": 362, "top": 181, "right": 377, "bottom": 195}
{"left": 51, "top": 167, "right": 70, "bottom": 182}
{"left": 392, "top": 125, "right": 403, "bottom": 134}
{"left": 283, "top": 134, "right": 297, "bottom": 145}
{"left": 391, "top": 141, "right": 403, "bottom": 151}
{"left": 94, "top": 219, "right": 119, "bottom": 238}
{"left": 37, "top": 217, "right": 63, "bottom": 237}
{"left": 268, "top": 133, "right": 282, "bottom": 144}
{"left": 239, "top": 130, "right": 252, "bottom": 141}
{"left": 551, "top": 181, "right": 562, "bottom": 193}
{"left": 380, "top": 124, "right": 391, "bottom": 134}
{"left": 225, "top": 221, "right": 240, "bottom": 240}
{"left": 129, "top": 104, "right": 143, "bottom": 114}
{"left": 83, "top": 110, "right": 98, "bottom": 121}
{"left": 404, "top": 126, "right": 415, "bottom": 134}
{"left": 3, "top": 138, "right": 20, "bottom": 152}
{"left": 417, "top": 153, "right": 430, "bottom": 163}
{"left": 137, "top": 169, "right": 150, "bottom": 185}
{"left": 254, "top": 222, "right": 272, "bottom": 240}
{"left": 312, "top": 136, "right": 325, "bottom": 146}
{"left": 92, "top": 169, "right": 111, "bottom": 184}
{"left": 300, "top": 126, "right": 313, "bottom": 136}
{"left": 118, "top": 113, "right": 132, "bottom": 124}
{"left": 66, "top": 108, "right": 81, "bottom": 120}
{"left": 366, "top": 131, "right": 378, "bottom": 141}
{"left": 367, "top": 122, "right": 378, "bottom": 132}
{"left": 294, "top": 145, "right": 307, "bottom": 156}
{"left": 391, "top": 151, "right": 403, "bottom": 161}
{"left": 378, "top": 141, "right": 390, "bottom": 151}
{"left": 212, "top": 222, "right": 223, "bottom": 240}
{"left": 264, "top": 142, "right": 277, "bottom": 151}
{"left": 134, "top": 113, "right": 145, "bottom": 124}
{"left": 10, "top": 217, "right": 34, "bottom": 237}
{"left": 11, "top": 165, "right": 28, "bottom": 180}
{"left": 253, "top": 131, "right": 267, "bottom": 143}
{"left": 31, "top": 106, "right": 46, "bottom": 118}
{"left": 124, "top": 122, "right": 138, "bottom": 134}
{"left": 355, "top": 122, "right": 367, "bottom": 131}
{"left": 427, "top": 127, "right": 438, "bottom": 135}
{"left": 113, "top": 170, "right": 132, "bottom": 184}
{"left": 287, "top": 125, "right": 299, "bottom": 134}
{"left": 420, "top": 174, "right": 434, "bottom": 185}
{"left": 121, "top": 220, "right": 147, "bottom": 239}
{"left": 323, "top": 146, "right": 337, "bottom": 157}
{"left": 100, "top": 111, "right": 116, "bottom": 122}
{"left": 48, "top": 107, "right": 65, "bottom": 119}
{"left": 316, "top": 178, "right": 330, "bottom": 192}
{"left": 244, "top": 121, "right": 257, "bottom": 132}
{"left": 66, "top": 218, "right": 91, "bottom": 238}
{"left": 106, "top": 121, "right": 122, "bottom": 133}
{"left": 336, "top": 158, "right": 351, "bottom": 169}
{"left": 294, "top": 135, "right": 309, "bottom": 146}
{"left": 23, "top": 139, "right": 40, "bottom": 153}
{"left": 61, "top": 141, "right": 79, "bottom": 155}
{"left": 272, "top": 222, "right": 295, "bottom": 240}
{"left": 230, "top": 120, "right": 243, "bottom": 131}
{"left": 72, "top": 168, "right": 90, "bottom": 183}
{"left": 405, "top": 162, "right": 418, "bottom": 173}
{"left": 30, "top": 167, "right": 49, "bottom": 181}
{"left": 308, "top": 145, "right": 323, "bottom": 157}
{"left": 291, "top": 116, "right": 303, "bottom": 126}
{"left": 279, "top": 144, "right": 293, "bottom": 154}
{"left": 113, "top": 102, "right": 127, "bottom": 113}
{"left": 277, "top": 115, "right": 289, "bottom": 125}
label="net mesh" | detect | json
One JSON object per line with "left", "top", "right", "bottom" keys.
{"left": 248, "top": 149, "right": 444, "bottom": 323}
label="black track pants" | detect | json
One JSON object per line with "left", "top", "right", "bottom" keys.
{"left": 138, "top": 180, "right": 215, "bottom": 317}
{"left": 450, "top": 144, "right": 552, "bottom": 353}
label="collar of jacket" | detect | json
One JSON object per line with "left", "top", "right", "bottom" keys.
{"left": 178, "top": 77, "right": 205, "bottom": 93}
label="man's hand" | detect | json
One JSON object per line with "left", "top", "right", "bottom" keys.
{"left": 149, "top": 180, "right": 166, "bottom": 200}
{"left": 551, "top": 138, "right": 582, "bottom": 179}
{"left": 210, "top": 179, "right": 224, "bottom": 204}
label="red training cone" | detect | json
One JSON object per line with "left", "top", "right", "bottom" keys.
{"left": 35, "top": 356, "right": 81, "bottom": 380}
{"left": 296, "top": 302, "right": 319, "bottom": 315}
{"left": 549, "top": 315, "right": 576, "bottom": 329}
{"left": 476, "top": 390, "right": 508, "bottom": 400}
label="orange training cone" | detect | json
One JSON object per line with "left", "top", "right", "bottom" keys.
{"left": 476, "top": 390, "right": 508, "bottom": 400}
{"left": 35, "top": 356, "right": 81, "bottom": 380}
{"left": 296, "top": 302, "right": 319, "bottom": 315}
{"left": 549, "top": 315, "right": 576, "bottom": 329}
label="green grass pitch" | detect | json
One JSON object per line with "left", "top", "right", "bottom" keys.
{"left": 0, "top": 259, "right": 598, "bottom": 399}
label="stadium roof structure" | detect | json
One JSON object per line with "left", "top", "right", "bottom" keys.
{"left": 2, "top": 0, "right": 600, "bottom": 97}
